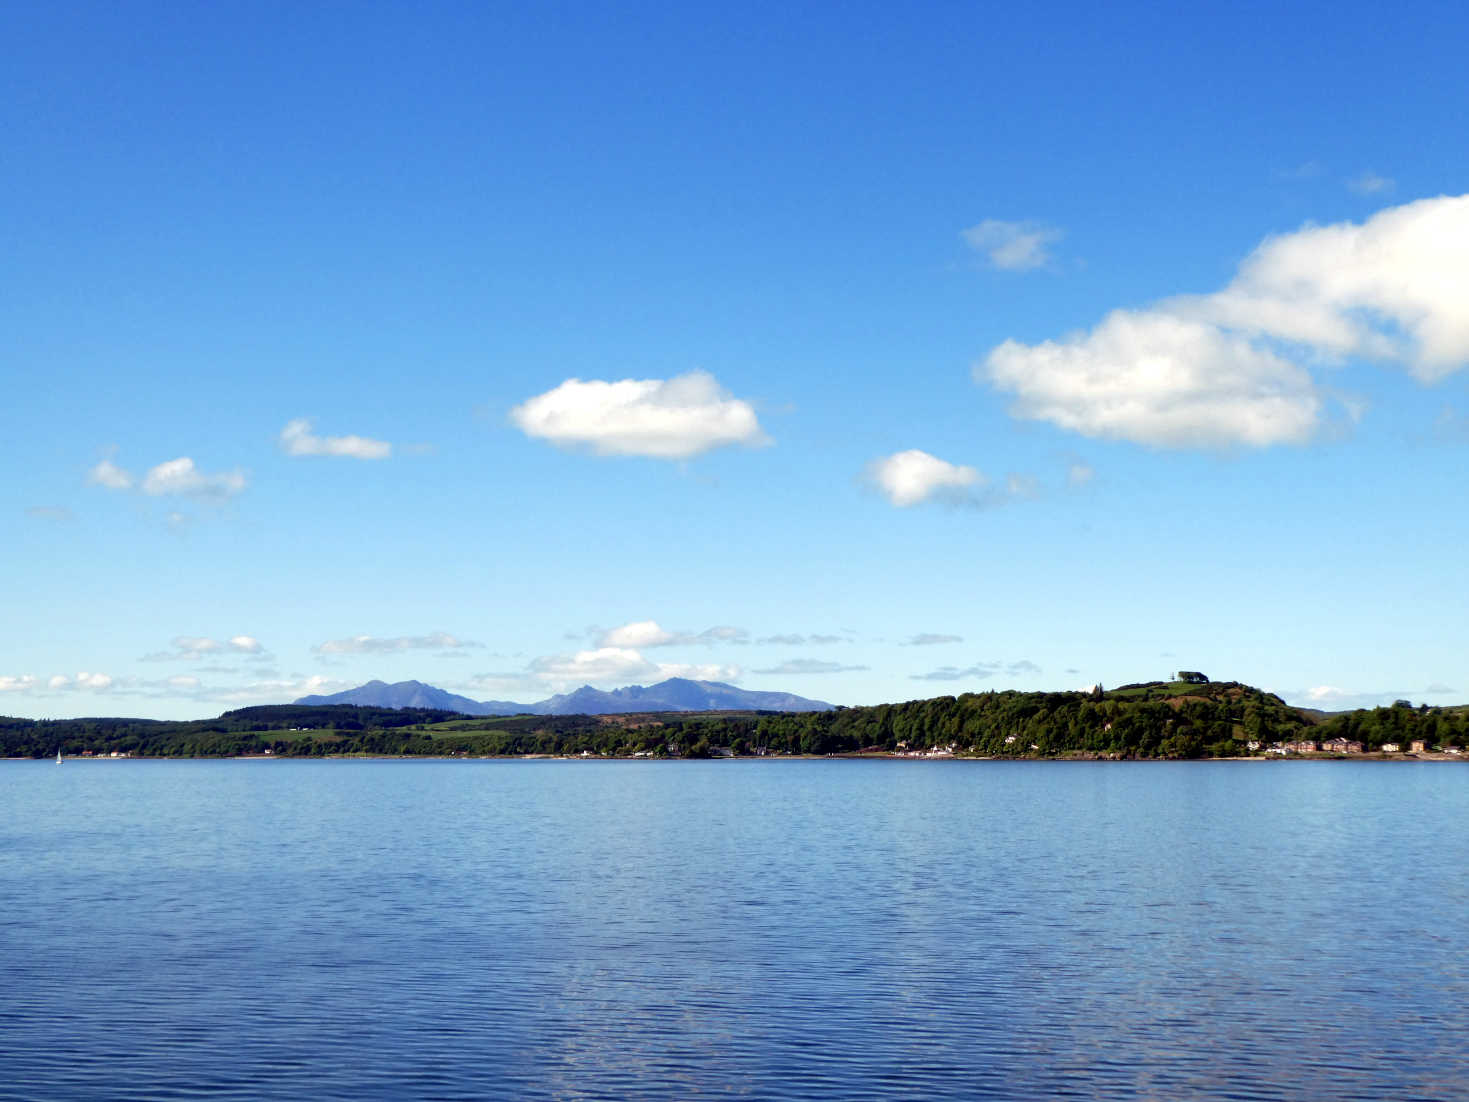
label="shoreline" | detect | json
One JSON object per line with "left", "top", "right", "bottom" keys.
{"left": 24, "top": 752, "right": 1469, "bottom": 764}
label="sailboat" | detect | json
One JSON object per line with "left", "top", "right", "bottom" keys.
{"left": 55, "top": 748, "right": 62, "bottom": 765}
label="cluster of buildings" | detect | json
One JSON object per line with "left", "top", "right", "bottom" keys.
{"left": 1261, "top": 738, "right": 1447, "bottom": 756}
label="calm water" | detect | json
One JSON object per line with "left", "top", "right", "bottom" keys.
{"left": 3, "top": 759, "right": 1467, "bottom": 1100}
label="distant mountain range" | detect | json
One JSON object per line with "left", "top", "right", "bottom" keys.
{"left": 294, "top": 678, "right": 834, "bottom": 715}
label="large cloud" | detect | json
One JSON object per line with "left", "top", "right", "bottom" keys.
{"left": 279, "top": 419, "right": 392, "bottom": 460}
{"left": 511, "top": 370, "right": 768, "bottom": 459}
{"left": 980, "top": 194, "right": 1469, "bottom": 447}
{"left": 526, "top": 647, "right": 738, "bottom": 689}
{"left": 985, "top": 311, "right": 1321, "bottom": 447}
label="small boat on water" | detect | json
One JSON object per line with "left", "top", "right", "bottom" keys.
{"left": 55, "top": 748, "right": 62, "bottom": 765}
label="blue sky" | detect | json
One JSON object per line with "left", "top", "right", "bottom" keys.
{"left": 5, "top": 1, "right": 1467, "bottom": 720}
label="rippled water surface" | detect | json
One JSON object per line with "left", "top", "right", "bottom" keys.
{"left": 3, "top": 759, "right": 1468, "bottom": 1099}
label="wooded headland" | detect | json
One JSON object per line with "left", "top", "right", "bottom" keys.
{"left": 6, "top": 679, "right": 1467, "bottom": 760}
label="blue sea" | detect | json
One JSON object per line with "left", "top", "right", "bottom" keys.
{"left": 3, "top": 759, "right": 1467, "bottom": 1100}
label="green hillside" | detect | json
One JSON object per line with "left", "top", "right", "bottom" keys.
{"left": 5, "top": 680, "right": 1466, "bottom": 760}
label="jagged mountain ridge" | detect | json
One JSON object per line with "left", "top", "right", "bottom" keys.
{"left": 295, "top": 677, "right": 833, "bottom": 715}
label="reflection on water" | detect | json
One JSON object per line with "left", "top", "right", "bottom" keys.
{"left": 3, "top": 760, "right": 1467, "bottom": 1099}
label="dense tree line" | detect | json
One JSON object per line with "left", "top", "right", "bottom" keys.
{"left": 6, "top": 682, "right": 1465, "bottom": 761}
{"left": 1313, "top": 700, "right": 1469, "bottom": 748}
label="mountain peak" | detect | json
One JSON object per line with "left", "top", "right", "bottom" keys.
{"left": 294, "top": 677, "right": 832, "bottom": 715}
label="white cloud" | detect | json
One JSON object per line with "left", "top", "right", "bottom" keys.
{"left": 1348, "top": 171, "right": 1395, "bottom": 196}
{"left": 1187, "top": 195, "right": 1469, "bottom": 381}
{"left": 962, "top": 219, "right": 1064, "bottom": 271}
{"left": 980, "top": 194, "right": 1469, "bottom": 447}
{"left": 279, "top": 418, "right": 392, "bottom": 460}
{"left": 471, "top": 645, "right": 744, "bottom": 694}
{"left": 906, "top": 634, "right": 963, "bottom": 646}
{"left": 867, "top": 450, "right": 983, "bottom": 507}
{"left": 206, "top": 674, "right": 352, "bottom": 704}
{"left": 142, "top": 635, "right": 266, "bottom": 662}
{"left": 654, "top": 662, "right": 743, "bottom": 683}
{"left": 751, "top": 659, "right": 869, "bottom": 675}
{"left": 87, "top": 458, "right": 134, "bottom": 490}
{"left": 599, "top": 620, "right": 676, "bottom": 648}
{"left": 911, "top": 665, "right": 997, "bottom": 682}
{"left": 597, "top": 620, "right": 749, "bottom": 648}
{"left": 912, "top": 659, "right": 1039, "bottom": 682}
{"left": 313, "top": 632, "right": 480, "bottom": 655}
{"left": 0, "top": 675, "right": 38, "bottom": 692}
{"left": 510, "top": 370, "right": 769, "bottom": 459}
{"left": 529, "top": 647, "right": 661, "bottom": 685}
{"left": 756, "top": 632, "right": 848, "bottom": 645}
{"left": 141, "top": 457, "right": 247, "bottom": 499}
{"left": 984, "top": 311, "right": 1321, "bottom": 448}
{"left": 73, "top": 672, "right": 113, "bottom": 691}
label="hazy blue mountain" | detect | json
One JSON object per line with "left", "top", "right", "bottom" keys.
{"left": 535, "top": 678, "right": 833, "bottom": 714}
{"left": 295, "top": 679, "right": 528, "bottom": 716}
{"left": 293, "top": 677, "right": 832, "bottom": 715}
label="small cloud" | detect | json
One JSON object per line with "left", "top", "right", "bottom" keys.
{"left": 312, "top": 632, "right": 481, "bottom": 656}
{"left": 1347, "top": 171, "right": 1395, "bottom": 196}
{"left": 1281, "top": 160, "right": 1324, "bottom": 180}
{"left": 279, "top": 418, "right": 392, "bottom": 460}
{"left": 962, "top": 219, "right": 1064, "bottom": 272}
{"left": 1066, "top": 462, "right": 1095, "bottom": 487}
{"left": 597, "top": 620, "right": 749, "bottom": 648}
{"left": 751, "top": 659, "right": 869, "bottom": 675}
{"left": 25, "top": 506, "right": 74, "bottom": 522}
{"left": 0, "top": 675, "right": 38, "bottom": 692}
{"left": 911, "top": 658, "right": 1040, "bottom": 682}
{"left": 866, "top": 450, "right": 982, "bottom": 507}
{"left": 600, "top": 620, "right": 676, "bottom": 648}
{"left": 910, "top": 665, "right": 996, "bottom": 682}
{"left": 87, "top": 458, "right": 134, "bottom": 490}
{"left": 142, "top": 635, "right": 266, "bottom": 662}
{"left": 141, "top": 458, "right": 247, "bottom": 500}
{"left": 759, "top": 634, "right": 807, "bottom": 646}
{"left": 905, "top": 634, "right": 963, "bottom": 646}
{"left": 1425, "top": 683, "right": 1456, "bottom": 695}
{"left": 697, "top": 625, "right": 749, "bottom": 645}
{"left": 511, "top": 370, "right": 769, "bottom": 459}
